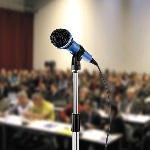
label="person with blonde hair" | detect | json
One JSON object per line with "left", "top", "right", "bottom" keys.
{"left": 9, "top": 91, "right": 33, "bottom": 115}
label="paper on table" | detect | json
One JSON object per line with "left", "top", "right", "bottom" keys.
{"left": 121, "top": 113, "right": 150, "bottom": 123}
{"left": 55, "top": 126, "right": 72, "bottom": 136}
{"left": 5, "top": 115, "right": 22, "bottom": 125}
{"left": 82, "top": 130, "right": 112, "bottom": 143}
{"left": 44, "top": 123, "right": 58, "bottom": 128}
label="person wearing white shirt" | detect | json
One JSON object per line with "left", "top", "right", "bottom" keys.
{"left": 9, "top": 91, "right": 33, "bottom": 115}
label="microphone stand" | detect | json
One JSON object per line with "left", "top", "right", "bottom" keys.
{"left": 71, "top": 54, "right": 81, "bottom": 150}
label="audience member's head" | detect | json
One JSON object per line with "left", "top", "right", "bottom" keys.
{"left": 17, "top": 91, "right": 28, "bottom": 106}
{"left": 37, "top": 83, "right": 47, "bottom": 91}
{"left": 104, "top": 103, "right": 110, "bottom": 114}
{"left": 101, "top": 90, "right": 107, "bottom": 99}
{"left": 115, "top": 94, "right": 122, "bottom": 104}
{"left": 83, "top": 100, "right": 93, "bottom": 114}
{"left": 0, "top": 68, "right": 7, "bottom": 77}
{"left": 67, "top": 94, "right": 73, "bottom": 105}
{"left": 79, "top": 87, "right": 88, "bottom": 102}
{"left": 126, "top": 87, "right": 137, "bottom": 101}
{"left": 50, "top": 83, "right": 58, "bottom": 93}
{"left": 32, "top": 93, "right": 43, "bottom": 106}
{"left": 13, "top": 69, "right": 18, "bottom": 76}
{"left": 20, "top": 84, "right": 28, "bottom": 91}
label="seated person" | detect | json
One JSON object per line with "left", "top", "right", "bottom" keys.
{"left": 99, "top": 90, "right": 108, "bottom": 109}
{"left": 56, "top": 98, "right": 83, "bottom": 150}
{"left": 77, "top": 100, "right": 101, "bottom": 150}
{"left": 121, "top": 87, "right": 142, "bottom": 114}
{"left": 79, "top": 87, "right": 89, "bottom": 106}
{"left": 98, "top": 104, "right": 125, "bottom": 150}
{"left": 6, "top": 92, "right": 33, "bottom": 149}
{"left": 35, "top": 82, "right": 47, "bottom": 94}
{"left": 46, "top": 83, "right": 62, "bottom": 102}
{"left": 60, "top": 98, "right": 83, "bottom": 123}
{"left": 9, "top": 70, "right": 20, "bottom": 92}
{"left": 24, "top": 93, "right": 55, "bottom": 120}
{"left": 0, "top": 98, "right": 10, "bottom": 113}
{"left": 9, "top": 91, "right": 33, "bottom": 115}
{"left": 58, "top": 71, "right": 68, "bottom": 91}
{"left": 80, "top": 100, "right": 101, "bottom": 129}
{"left": 0, "top": 69, "right": 7, "bottom": 82}
{"left": 19, "top": 83, "right": 32, "bottom": 98}
{"left": 0, "top": 81, "right": 8, "bottom": 99}
{"left": 114, "top": 93, "right": 123, "bottom": 112}
{"left": 103, "top": 104, "right": 125, "bottom": 134}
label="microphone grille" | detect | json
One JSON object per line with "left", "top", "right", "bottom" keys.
{"left": 50, "top": 29, "right": 71, "bottom": 48}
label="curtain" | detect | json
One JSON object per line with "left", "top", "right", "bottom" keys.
{"left": 0, "top": 8, "right": 33, "bottom": 70}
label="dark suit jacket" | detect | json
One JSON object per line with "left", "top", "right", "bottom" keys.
{"left": 0, "top": 87, "right": 8, "bottom": 99}
{"left": 45, "top": 90, "right": 63, "bottom": 102}
{"left": 80, "top": 110, "right": 101, "bottom": 129}
{"left": 110, "top": 117, "right": 125, "bottom": 134}
{"left": 121, "top": 99, "right": 142, "bottom": 114}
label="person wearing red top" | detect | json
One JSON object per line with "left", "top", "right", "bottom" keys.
{"left": 60, "top": 99, "right": 83, "bottom": 123}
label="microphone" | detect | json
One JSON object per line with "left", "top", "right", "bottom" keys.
{"left": 50, "top": 29, "right": 98, "bottom": 66}
{"left": 50, "top": 29, "right": 111, "bottom": 150}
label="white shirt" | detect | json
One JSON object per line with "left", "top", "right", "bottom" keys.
{"left": 10, "top": 100, "right": 33, "bottom": 116}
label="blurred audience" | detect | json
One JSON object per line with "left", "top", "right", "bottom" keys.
{"left": 0, "top": 67, "right": 150, "bottom": 150}
{"left": 0, "top": 67, "right": 149, "bottom": 118}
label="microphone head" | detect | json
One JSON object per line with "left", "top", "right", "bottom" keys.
{"left": 50, "top": 29, "right": 73, "bottom": 49}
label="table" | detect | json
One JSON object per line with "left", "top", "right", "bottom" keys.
{"left": 121, "top": 113, "right": 150, "bottom": 124}
{"left": 28, "top": 120, "right": 122, "bottom": 145}
{"left": 98, "top": 109, "right": 150, "bottom": 125}
{"left": 81, "top": 129, "right": 122, "bottom": 145}
{"left": 121, "top": 113, "right": 150, "bottom": 150}
{"left": 98, "top": 110, "right": 150, "bottom": 150}
{"left": 0, "top": 115, "right": 122, "bottom": 150}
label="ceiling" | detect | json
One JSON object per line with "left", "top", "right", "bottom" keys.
{"left": 0, "top": 0, "right": 52, "bottom": 12}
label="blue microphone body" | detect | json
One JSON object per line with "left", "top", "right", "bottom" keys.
{"left": 50, "top": 29, "right": 97, "bottom": 65}
{"left": 62, "top": 40, "right": 92, "bottom": 63}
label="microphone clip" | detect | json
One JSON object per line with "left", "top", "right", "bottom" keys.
{"left": 71, "top": 45, "right": 85, "bottom": 71}
{"left": 71, "top": 54, "right": 81, "bottom": 71}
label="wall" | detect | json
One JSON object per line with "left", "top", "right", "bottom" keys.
{"left": 33, "top": 0, "right": 150, "bottom": 73}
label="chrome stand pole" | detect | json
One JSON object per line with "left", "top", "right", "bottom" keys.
{"left": 71, "top": 54, "right": 81, "bottom": 150}
{"left": 72, "top": 72, "right": 79, "bottom": 150}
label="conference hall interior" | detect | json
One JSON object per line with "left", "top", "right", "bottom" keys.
{"left": 0, "top": 0, "right": 150, "bottom": 150}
